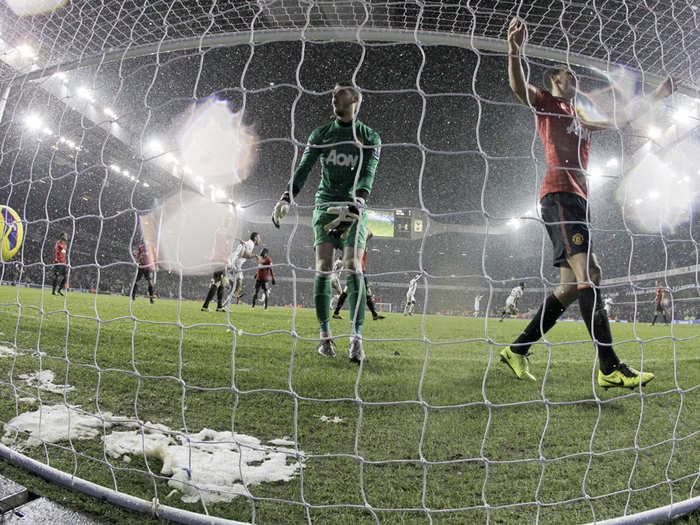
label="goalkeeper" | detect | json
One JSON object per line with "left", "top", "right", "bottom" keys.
{"left": 272, "top": 81, "right": 381, "bottom": 363}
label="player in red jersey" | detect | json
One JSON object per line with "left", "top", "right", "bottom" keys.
{"left": 651, "top": 281, "right": 668, "bottom": 326}
{"left": 500, "top": 17, "right": 675, "bottom": 389}
{"left": 52, "top": 232, "right": 68, "bottom": 296}
{"left": 251, "top": 248, "right": 275, "bottom": 310}
{"left": 132, "top": 241, "right": 156, "bottom": 304}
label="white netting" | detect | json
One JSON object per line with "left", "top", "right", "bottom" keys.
{"left": 0, "top": 1, "right": 698, "bottom": 524}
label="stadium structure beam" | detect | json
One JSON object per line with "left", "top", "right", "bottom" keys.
{"left": 10, "top": 28, "right": 694, "bottom": 98}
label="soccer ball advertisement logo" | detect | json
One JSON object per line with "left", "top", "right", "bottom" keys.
{"left": 0, "top": 205, "right": 23, "bottom": 260}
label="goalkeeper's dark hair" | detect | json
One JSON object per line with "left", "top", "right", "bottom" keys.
{"left": 520, "top": 281, "right": 526, "bottom": 288}
{"left": 250, "top": 232, "right": 259, "bottom": 241}
{"left": 335, "top": 80, "right": 360, "bottom": 98}
{"left": 260, "top": 248, "right": 269, "bottom": 258}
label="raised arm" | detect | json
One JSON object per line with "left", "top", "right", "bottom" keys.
{"left": 507, "top": 18, "right": 538, "bottom": 106}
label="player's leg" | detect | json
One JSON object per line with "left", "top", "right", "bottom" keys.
{"left": 568, "top": 251, "right": 655, "bottom": 388}
{"left": 131, "top": 271, "right": 139, "bottom": 300}
{"left": 343, "top": 245, "right": 365, "bottom": 362}
{"left": 263, "top": 281, "right": 269, "bottom": 309}
{"left": 333, "top": 287, "right": 347, "bottom": 318}
{"left": 364, "top": 277, "right": 382, "bottom": 320}
{"left": 252, "top": 280, "right": 261, "bottom": 308}
{"left": 57, "top": 266, "right": 67, "bottom": 295}
{"left": 146, "top": 274, "right": 155, "bottom": 303}
{"left": 202, "top": 271, "right": 218, "bottom": 311}
{"left": 315, "top": 242, "right": 336, "bottom": 357}
{"left": 215, "top": 273, "right": 227, "bottom": 311}
{"left": 51, "top": 266, "right": 58, "bottom": 294}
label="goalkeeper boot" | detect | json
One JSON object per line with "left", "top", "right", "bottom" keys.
{"left": 317, "top": 338, "right": 336, "bottom": 358}
{"left": 598, "top": 363, "right": 655, "bottom": 390}
{"left": 332, "top": 313, "right": 343, "bottom": 320}
{"left": 500, "top": 347, "right": 536, "bottom": 381}
{"left": 373, "top": 314, "right": 385, "bottom": 320}
{"left": 348, "top": 337, "right": 365, "bottom": 364}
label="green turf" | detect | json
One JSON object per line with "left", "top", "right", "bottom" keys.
{"left": 0, "top": 285, "right": 697, "bottom": 524}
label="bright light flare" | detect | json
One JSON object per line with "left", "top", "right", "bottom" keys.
{"left": 605, "top": 158, "right": 619, "bottom": 168}
{"left": 24, "top": 114, "right": 43, "bottom": 131}
{"left": 647, "top": 126, "right": 661, "bottom": 140}
{"left": 6, "top": 0, "right": 67, "bottom": 16}
{"left": 76, "top": 86, "right": 95, "bottom": 103}
{"left": 174, "top": 97, "right": 257, "bottom": 190}
{"left": 16, "top": 44, "right": 37, "bottom": 59}
{"left": 673, "top": 107, "right": 693, "bottom": 124}
{"left": 617, "top": 151, "right": 697, "bottom": 232}
{"left": 103, "top": 107, "right": 117, "bottom": 120}
{"left": 142, "top": 191, "right": 239, "bottom": 275}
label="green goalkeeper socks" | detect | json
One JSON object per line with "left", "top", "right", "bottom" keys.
{"left": 347, "top": 273, "right": 366, "bottom": 335}
{"left": 314, "top": 275, "right": 331, "bottom": 333}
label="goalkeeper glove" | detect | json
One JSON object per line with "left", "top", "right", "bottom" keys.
{"left": 271, "top": 279, "right": 276, "bottom": 285}
{"left": 324, "top": 197, "right": 365, "bottom": 240}
{"left": 272, "top": 191, "right": 291, "bottom": 228}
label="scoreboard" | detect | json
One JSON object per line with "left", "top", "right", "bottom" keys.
{"left": 393, "top": 209, "right": 423, "bottom": 238}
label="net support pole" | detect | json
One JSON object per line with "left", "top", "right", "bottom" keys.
{"left": 0, "top": 443, "right": 250, "bottom": 525}
{"left": 584, "top": 496, "right": 700, "bottom": 525}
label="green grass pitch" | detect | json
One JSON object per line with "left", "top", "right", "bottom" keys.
{"left": 0, "top": 285, "right": 697, "bottom": 524}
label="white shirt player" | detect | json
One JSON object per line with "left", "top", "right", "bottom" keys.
{"left": 505, "top": 285, "right": 524, "bottom": 312}
{"left": 229, "top": 239, "right": 255, "bottom": 276}
{"left": 474, "top": 295, "right": 483, "bottom": 311}
{"left": 604, "top": 297, "right": 613, "bottom": 313}
{"left": 406, "top": 275, "right": 421, "bottom": 301}
{"left": 331, "top": 258, "right": 343, "bottom": 296}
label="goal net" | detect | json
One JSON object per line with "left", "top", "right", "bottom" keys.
{"left": 0, "top": 1, "right": 697, "bottom": 524}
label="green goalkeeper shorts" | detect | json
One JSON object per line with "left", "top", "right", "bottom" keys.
{"left": 312, "top": 207, "right": 368, "bottom": 250}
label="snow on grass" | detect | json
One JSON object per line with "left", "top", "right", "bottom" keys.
{"left": 2, "top": 404, "right": 130, "bottom": 448}
{"left": 17, "top": 370, "right": 75, "bottom": 394}
{"left": 2, "top": 404, "right": 305, "bottom": 505}
{"left": 104, "top": 426, "right": 305, "bottom": 504}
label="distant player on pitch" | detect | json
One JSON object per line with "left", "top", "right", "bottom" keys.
{"left": 500, "top": 282, "right": 525, "bottom": 321}
{"left": 651, "top": 281, "right": 668, "bottom": 326}
{"left": 403, "top": 274, "right": 421, "bottom": 316}
{"left": 473, "top": 295, "right": 483, "bottom": 318}
{"left": 201, "top": 225, "right": 232, "bottom": 312}
{"left": 500, "top": 17, "right": 674, "bottom": 389}
{"left": 251, "top": 248, "right": 275, "bottom": 310}
{"left": 226, "top": 232, "right": 261, "bottom": 304}
{"left": 51, "top": 232, "right": 68, "bottom": 296}
{"left": 132, "top": 241, "right": 156, "bottom": 303}
{"left": 271, "top": 81, "right": 381, "bottom": 363}
{"left": 330, "top": 255, "right": 343, "bottom": 310}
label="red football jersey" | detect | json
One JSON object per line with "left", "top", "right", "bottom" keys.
{"left": 533, "top": 88, "right": 591, "bottom": 201}
{"left": 54, "top": 240, "right": 67, "bottom": 264}
{"left": 655, "top": 287, "right": 664, "bottom": 303}
{"left": 136, "top": 243, "right": 153, "bottom": 269}
{"left": 255, "top": 256, "right": 274, "bottom": 281}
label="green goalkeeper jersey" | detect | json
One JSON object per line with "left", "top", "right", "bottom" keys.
{"left": 290, "top": 119, "right": 381, "bottom": 205}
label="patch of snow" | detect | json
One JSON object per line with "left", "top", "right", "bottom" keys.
{"left": 317, "top": 415, "right": 344, "bottom": 424}
{"left": 17, "top": 370, "right": 75, "bottom": 394}
{"left": 2, "top": 405, "right": 127, "bottom": 447}
{"left": 104, "top": 426, "right": 305, "bottom": 504}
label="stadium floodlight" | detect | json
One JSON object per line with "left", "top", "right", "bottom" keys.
{"left": 16, "top": 44, "right": 37, "bottom": 59}
{"left": 109, "top": 164, "right": 121, "bottom": 173}
{"left": 146, "top": 138, "right": 162, "bottom": 154}
{"left": 605, "top": 158, "right": 619, "bottom": 168}
{"left": 53, "top": 71, "right": 68, "bottom": 83}
{"left": 24, "top": 113, "right": 43, "bottom": 131}
{"left": 588, "top": 166, "right": 602, "bottom": 179}
{"left": 122, "top": 170, "right": 129, "bottom": 177}
{"left": 647, "top": 126, "right": 661, "bottom": 140}
{"left": 41, "top": 127, "right": 53, "bottom": 136}
{"left": 673, "top": 107, "right": 693, "bottom": 124}
{"left": 103, "top": 107, "right": 117, "bottom": 120}
{"left": 635, "top": 198, "right": 644, "bottom": 205}
{"left": 507, "top": 218, "right": 521, "bottom": 230}
{"left": 163, "top": 152, "right": 178, "bottom": 165}
{"left": 648, "top": 190, "right": 660, "bottom": 201}
{"left": 76, "top": 86, "right": 95, "bottom": 103}
{"left": 143, "top": 182, "right": 149, "bottom": 188}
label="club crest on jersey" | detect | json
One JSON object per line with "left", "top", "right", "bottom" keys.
{"left": 572, "top": 232, "right": 585, "bottom": 246}
{"left": 325, "top": 149, "right": 358, "bottom": 168}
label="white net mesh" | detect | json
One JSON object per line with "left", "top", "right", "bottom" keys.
{"left": 0, "top": 1, "right": 697, "bottom": 524}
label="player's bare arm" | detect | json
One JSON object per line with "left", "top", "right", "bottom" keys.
{"left": 507, "top": 17, "right": 538, "bottom": 106}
